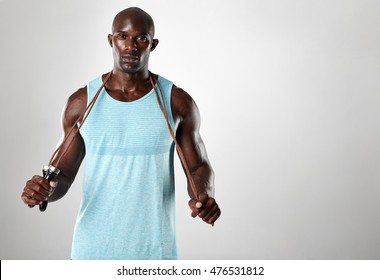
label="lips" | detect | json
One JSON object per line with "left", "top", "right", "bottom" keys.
{"left": 121, "top": 54, "right": 139, "bottom": 62}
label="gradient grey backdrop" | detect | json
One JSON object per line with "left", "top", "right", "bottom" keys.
{"left": 1, "top": 0, "right": 379, "bottom": 259}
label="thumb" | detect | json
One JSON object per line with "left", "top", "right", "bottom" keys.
{"left": 49, "top": 180, "right": 58, "bottom": 193}
{"left": 188, "top": 198, "right": 203, "bottom": 218}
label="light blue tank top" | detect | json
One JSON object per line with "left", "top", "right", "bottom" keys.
{"left": 71, "top": 74, "right": 177, "bottom": 260}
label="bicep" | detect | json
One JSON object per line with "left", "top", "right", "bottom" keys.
{"left": 50, "top": 89, "right": 86, "bottom": 182}
{"left": 171, "top": 87, "right": 215, "bottom": 197}
{"left": 173, "top": 90, "right": 210, "bottom": 171}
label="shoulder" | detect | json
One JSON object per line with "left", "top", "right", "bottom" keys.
{"left": 171, "top": 85, "right": 200, "bottom": 126}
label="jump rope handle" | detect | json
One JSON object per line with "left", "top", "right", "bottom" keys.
{"left": 28, "top": 165, "right": 60, "bottom": 212}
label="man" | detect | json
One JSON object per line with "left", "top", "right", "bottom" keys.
{"left": 21, "top": 7, "right": 220, "bottom": 260}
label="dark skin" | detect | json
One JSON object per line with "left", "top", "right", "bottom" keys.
{"left": 21, "top": 7, "right": 220, "bottom": 225}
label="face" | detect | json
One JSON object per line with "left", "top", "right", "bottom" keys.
{"left": 108, "top": 14, "right": 158, "bottom": 74}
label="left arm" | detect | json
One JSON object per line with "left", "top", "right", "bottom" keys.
{"left": 171, "top": 85, "right": 221, "bottom": 225}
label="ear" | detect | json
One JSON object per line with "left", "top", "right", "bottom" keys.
{"left": 151, "top": 39, "right": 159, "bottom": 51}
{"left": 107, "top": 34, "right": 113, "bottom": 47}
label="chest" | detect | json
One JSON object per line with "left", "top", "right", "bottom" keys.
{"left": 80, "top": 92, "right": 172, "bottom": 150}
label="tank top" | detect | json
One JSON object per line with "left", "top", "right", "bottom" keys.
{"left": 71, "top": 74, "right": 177, "bottom": 260}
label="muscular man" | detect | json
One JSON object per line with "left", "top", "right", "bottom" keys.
{"left": 21, "top": 7, "right": 220, "bottom": 260}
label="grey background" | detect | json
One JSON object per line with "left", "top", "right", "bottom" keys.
{"left": 1, "top": 0, "right": 380, "bottom": 259}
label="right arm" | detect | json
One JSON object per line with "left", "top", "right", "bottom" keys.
{"left": 21, "top": 87, "right": 87, "bottom": 206}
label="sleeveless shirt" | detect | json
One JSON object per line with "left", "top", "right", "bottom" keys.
{"left": 71, "top": 74, "right": 177, "bottom": 260}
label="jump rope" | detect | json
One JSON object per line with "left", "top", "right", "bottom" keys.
{"left": 30, "top": 71, "right": 200, "bottom": 212}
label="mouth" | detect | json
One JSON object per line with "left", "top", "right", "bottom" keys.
{"left": 121, "top": 54, "right": 139, "bottom": 62}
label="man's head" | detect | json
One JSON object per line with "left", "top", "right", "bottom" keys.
{"left": 108, "top": 7, "right": 159, "bottom": 73}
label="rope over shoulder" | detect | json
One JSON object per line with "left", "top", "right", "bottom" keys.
{"left": 47, "top": 70, "right": 199, "bottom": 202}
{"left": 49, "top": 71, "right": 112, "bottom": 167}
{"left": 149, "top": 72, "right": 199, "bottom": 201}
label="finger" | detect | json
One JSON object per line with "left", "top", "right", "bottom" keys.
{"left": 24, "top": 187, "right": 48, "bottom": 203}
{"left": 21, "top": 191, "right": 30, "bottom": 205}
{"left": 26, "top": 178, "right": 51, "bottom": 197}
{"left": 21, "top": 191, "right": 43, "bottom": 206}
{"left": 201, "top": 203, "right": 219, "bottom": 222}
{"left": 23, "top": 175, "right": 52, "bottom": 206}
{"left": 49, "top": 180, "right": 57, "bottom": 195}
{"left": 188, "top": 198, "right": 204, "bottom": 208}
{"left": 31, "top": 175, "right": 52, "bottom": 192}
{"left": 192, "top": 192, "right": 210, "bottom": 217}
{"left": 188, "top": 198, "right": 202, "bottom": 218}
{"left": 207, "top": 209, "right": 221, "bottom": 224}
{"left": 24, "top": 187, "right": 49, "bottom": 204}
{"left": 198, "top": 197, "right": 216, "bottom": 218}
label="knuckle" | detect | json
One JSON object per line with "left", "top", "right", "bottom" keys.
{"left": 203, "top": 213, "right": 211, "bottom": 220}
{"left": 36, "top": 185, "right": 47, "bottom": 194}
{"left": 34, "top": 175, "right": 45, "bottom": 184}
{"left": 207, "top": 200, "right": 215, "bottom": 207}
{"left": 32, "top": 175, "right": 40, "bottom": 181}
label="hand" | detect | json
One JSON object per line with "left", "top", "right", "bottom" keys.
{"left": 188, "top": 192, "right": 221, "bottom": 225}
{"left": 21, "top": 175, "right": 56, "bottom": 207}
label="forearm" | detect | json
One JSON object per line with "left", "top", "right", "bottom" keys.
{"left": 188, "top": 161, "right": 215, "bottom": 199}
{"left": 187, "top": 161, "right": 221, "bottom": 225}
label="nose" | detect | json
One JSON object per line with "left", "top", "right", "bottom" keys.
{"left": 125, "top": 37, "right": 137, "bottom": 52}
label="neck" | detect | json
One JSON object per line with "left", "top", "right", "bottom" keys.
{"left": 109, "top": 68, "right": 151, "bottom": 93}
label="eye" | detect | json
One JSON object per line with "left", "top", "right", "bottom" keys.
{"left": 116, "top": 33, "right": 127, "bottom": 39}
{"left": 137, "top": 35, "right": 148, "bottom": 42}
